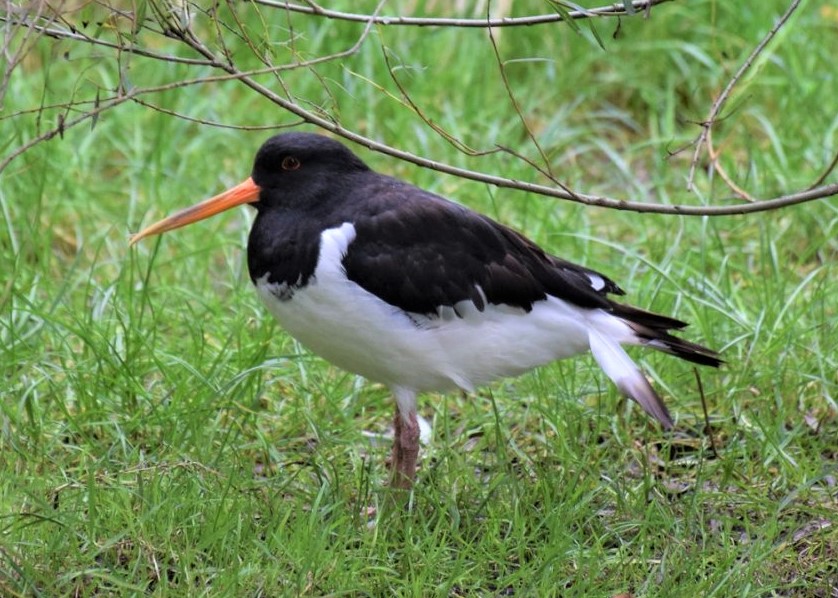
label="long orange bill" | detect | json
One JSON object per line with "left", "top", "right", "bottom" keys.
{"left": 129, "top": 177, "right": 260, "bottom": 246}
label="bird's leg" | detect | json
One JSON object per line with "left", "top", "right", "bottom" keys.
{"left": 390, "top": 409, "right": 420, "bottom": 489}
{"left": 389, "top": 387, "right": 419, "bottom": 489}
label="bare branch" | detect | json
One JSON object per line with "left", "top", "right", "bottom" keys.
{"left": 0, "top": 14, "right": 220, "bottom": 66}
{"left": 3, "top": 0, "right": 833, "bottom": 219}
{"left": 4, "top": 66, "right": 836, "bottom": 216}
{"left": 255, "top": 0, "right": 673, "bottom": 28}
{"left": 687, "top": 0, "right": 804, "bottom": 190}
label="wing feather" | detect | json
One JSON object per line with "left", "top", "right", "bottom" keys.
{"left": 341, "top": 180, "right": 617, "bottom": 317}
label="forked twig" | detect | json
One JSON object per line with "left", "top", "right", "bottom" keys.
{"left": 486, "top": 9, "right": 557, "bottom": 183}
{"left": 687, "top": 0, "right": 804, "bottom": 191}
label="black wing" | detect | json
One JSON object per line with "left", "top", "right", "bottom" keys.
{"left": 341, "top": 179, "right": 623, "bottom": 317}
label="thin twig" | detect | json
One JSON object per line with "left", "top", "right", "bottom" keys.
{"left": 486, "top": 8, "right": 557, "bottom": 184}
{"left": 0, "top": 90, "right": 139, "bottom": 174}
{"left": 0, "top": 14, "right": 218, "bottom": 66}
{"left": 687, "top": 0, "right": 804, "bottom": 191}
{"left": 130, "top": 96, "right": 305, "bottom": 130}
{"left": 707, "top": 127, "right": 756, "bottom": 202}
{"left": 694, "top": 368, "right": 717, "bottom": 457}
{"left": 1, "top": 1, "right": 57, "bottom": 106}
{"left": 256, "top": 0, "right": 672, "bottom": 27}
{"left": 807, "top": 147, "right": 838, "bottom": 190}
{"left": 380, "top": 46, "right": 487, "bottom": 156}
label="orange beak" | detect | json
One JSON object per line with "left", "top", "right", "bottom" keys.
{"left": 129, "top": 177, "right": 261, "bottom": 246}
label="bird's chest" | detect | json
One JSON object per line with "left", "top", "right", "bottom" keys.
{"left": 249, "top": 222, "right": 420, "bottom": 379}
{"left": 246, "top": 215, "right": 323, "bottom": 296}
{"left": 251, "top": 221, "right": 355, "bottom": 312}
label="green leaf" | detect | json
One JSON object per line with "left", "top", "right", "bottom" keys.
{"left": 544, "top": 1, "right": 582, "bottom": 35}
{"left": 587, "top": 19, "right": 606, "bottom": 50}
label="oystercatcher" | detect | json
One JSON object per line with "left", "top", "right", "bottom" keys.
{"left": 131, "top": 132, "right": 721, "bottom": 488}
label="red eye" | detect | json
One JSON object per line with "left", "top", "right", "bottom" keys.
{"left": 282, "top": 156, "right": 301, "bottom": 170}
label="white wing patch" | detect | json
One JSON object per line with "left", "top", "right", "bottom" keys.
{"left": 586, "top": 272, "right": 606, "bottom": 291}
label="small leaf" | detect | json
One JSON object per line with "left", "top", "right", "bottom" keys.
{"left": 545, "top": 1, "right": 582, "bottom": 36}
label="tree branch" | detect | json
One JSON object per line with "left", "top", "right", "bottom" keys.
{"left": 255, "top": 0, "right": 672, "bottom": 27}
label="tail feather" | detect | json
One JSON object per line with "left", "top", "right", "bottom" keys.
{"left": 633, "top": 328, "right": 723, "bottom": 367}
{"left": 588, "top": 327, "right": 674, "bottom": 429}
{"left": 612, "top": 303, "right": 723, "bottom": 367}
{"left": 611, "top": 303, "right": 688, "bottom": 331}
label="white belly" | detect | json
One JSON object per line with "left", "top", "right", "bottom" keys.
{"left": 254, "top": 223, "right": 601, "bottom": 393}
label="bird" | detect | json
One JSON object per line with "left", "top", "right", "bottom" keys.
{"left": 130, "top": 131, "right": 721, "bottom": 489}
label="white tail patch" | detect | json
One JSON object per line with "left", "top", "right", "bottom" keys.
{"left": 587, "top": 324, "right": 673, "bottom": 428}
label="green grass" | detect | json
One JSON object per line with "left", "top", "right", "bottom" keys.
{"left": 2, "top": 1, "right": 837, "bottom": 595}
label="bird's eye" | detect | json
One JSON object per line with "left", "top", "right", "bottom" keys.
{"left": 282, "top": 156, "right": 301, "bottom": 171}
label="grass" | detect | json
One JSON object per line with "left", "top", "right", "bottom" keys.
{"left": 2, "top": 0, "right": 837, "bottom": 595}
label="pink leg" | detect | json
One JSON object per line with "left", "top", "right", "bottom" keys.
{"left": 390, "top": 407, "right": 420, "bottom": 489}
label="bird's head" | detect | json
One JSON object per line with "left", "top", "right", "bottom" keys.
{"left": 252, "top": 132, "right": 369, "bottom": 201}
{"left": 129, "top": 132, "right": 369, "bottom": 245}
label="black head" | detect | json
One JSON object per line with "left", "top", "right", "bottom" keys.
{"left": 129, "top": 132, "right": 372, "bottom": 246}
{"left": 251, "top": 133, "right": 371, "bottom": 209}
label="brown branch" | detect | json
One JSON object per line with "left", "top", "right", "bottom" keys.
{"left": 687, "top": 0, "right": 804, "bottom": 191}
{"left": 158, "top": 41, "right": 838, "bottom": 216}
{"left": 4, "top": 59, "right": 837, "bottom": 217}
{"left": 255, "top": 0, "right": 673, "bottom": 27}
